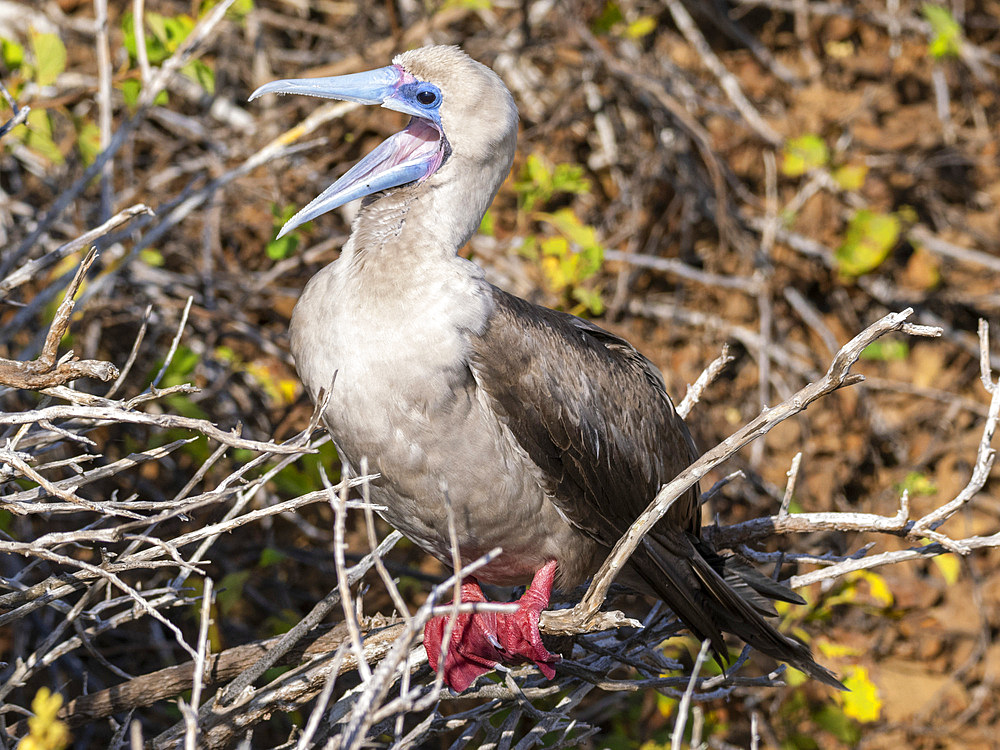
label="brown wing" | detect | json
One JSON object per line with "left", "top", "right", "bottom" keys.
{"left": 468, "top": 286, "right": 701, "bottom": 546}
{"left": 468, "top": 286, "right": 843, "bottom": 689}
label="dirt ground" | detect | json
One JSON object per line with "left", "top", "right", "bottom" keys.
{"left": 1, "top": 1, "right": 999, "bottom": 748}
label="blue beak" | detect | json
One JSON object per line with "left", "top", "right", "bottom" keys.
{"left": 251, "top": 66, "right": 446, "bottom": 238}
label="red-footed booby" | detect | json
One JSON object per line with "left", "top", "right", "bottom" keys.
{"left": 251, "top": 46, "right": 842, "bottom": 692}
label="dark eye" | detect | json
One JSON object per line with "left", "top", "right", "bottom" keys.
{"left": 416, "top": 89, "right": 438, "bottom": 106}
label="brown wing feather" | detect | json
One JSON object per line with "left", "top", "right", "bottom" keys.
{"left": 469, "top": 286, "right": 844, "bottom": 689}
{"left": 469, "top": 287, "right": 700, "bottom": 545}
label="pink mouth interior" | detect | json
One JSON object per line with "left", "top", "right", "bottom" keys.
{"left": 391, "top": 118, "right": 444, "bottom": 180}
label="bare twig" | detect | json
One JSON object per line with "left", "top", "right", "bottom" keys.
{"left": 0, "top": 80, "right": 29, "bottom": 140}
{"left": 0, "top": 249, "right": 118, "bottom": 389}
{"left": 672, "top": 639, "right": 711, "bottom": 750}
{"left": 0, "top": 204, "right": 151, "bottom": 295}
{"left": 677, "top": 344, "right": 733, "bottom": 419}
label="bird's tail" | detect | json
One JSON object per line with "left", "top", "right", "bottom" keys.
{"left": 633, "top": 533, "right": 845, "bottom": 690}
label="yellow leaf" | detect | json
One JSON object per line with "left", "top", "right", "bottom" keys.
{"left": 824, "top": 40, "right": 855, "bottom": 58}
{"left": 841, "top": 666, "right": 882, "bottom": 723}
{"left": 833, "top": 163, "right": 868, "bottom": 191}
{"left": 277, "top": 378, "right": 299, "bottom": 404}
{"left": 781, "top": 134, "right": 829, "bottom": 177}
{"left": 851, "top": 570, "right": 894, "bottom": 608}
{"left": 625, "top": 15, "right": 657, "bottom": 38}
{"left": 22, "top": 108, "right": 64, "bottom": 164}
{"left": 785, "top": 667, "right": 809, "bottom": 686}
{"left": 75, "top": 120, "right": 101, "bottom": 166}
{"left": 655, "top": 692, "right": 677, "bottom": 717}
{"left": 922, "top": 3, "right": 962, "bottom": 59}
{"left": 245, "top": 361, "right": 298, "bottom": 406}
{"left": 540, "top": 254, "right": 567, "bottom": 292}
{"left": 835, "top": 209, "right": 900, "bottom": 276}
{"left": 817, "top": 639, "right": 861, "bottom": 659}
{"left": 22, "top": 687, "right": 71, "bottom": 750}
{"left": 932, "top": 553, "right": 960, "bottom": 585}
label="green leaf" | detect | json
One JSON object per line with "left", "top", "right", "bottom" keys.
{"left": 550, "top": 162, "right": 590, "bottom": 195}
{"left": 257, "top": 546, "right": 286, "bottom": 568}
{"left": 513, "top": 154, "right": 590, "bottom": 213}
{"left": 478, "top": 208, "right": 494, "bottom": 236}
{"left": 121, "top": 12, "right": 138, "bottom": 59}
{"left": 155, "top": 345, "right": 200, "bottom": 388}
{"left": 216, "top": 570, "right": 251, "bottom": 616}
{"left": 120, "top": 78, "right": 140, "bottom": 109}
{"left": 922, "top": 3, "right": 962, "bottom": 59}
{"left": 151, "top": 13, "right": 196, "bottom": 54}
{"left": 118, "top": 78, "right": 167, "bottom": 110}
{"left": 441, "top": 0, "right": 492, "bottom": 8}
{"left": 519, "top": 235, "right": 539, "bottom": 260}
{"left": 29, "top": 31, "right": 66, "bottom": 87}
{"left": 140, "top": 248, "right": 165, "bottom": 267}
{"left": 199, "top": 0, "right": 255, "bottom": 21}
{"left": 76, "top": 119, "right": 101, "bottom": 166}
{"left": 266, "top": 235, "right": 296, "bottom": 261}
{"left": 841, "top": 666, "right": 882, "bottom": 723}
{"left": 531, "top": 209, "right": 606, "bottom": 315}
{"left": 182, "top": 59, "right": 215, "bottom": 95}
{"left": 572, "top": 286, "right": 605, "bottom": 316}
{"left": 815, "top": 705, "right": 862, "bottom": 744}
{"left": 22, "top": 108, "right": 63, "bottom": 163}
{"left": 121, "top": 12, "right": 165, "bottom": 64}
{"left": 835, "top": 209, "right": 900, "bottom": 276}
{"left": 1, "top": 38, "right": 25, "bottom": 70}
{"left": 124, "top": 11, "right": 195, "bottom": 65}
{"left": 266, "top": 204, "right": 303, "bottom": 260}
{"left": 264, "top": 609, "right": 300, "bottom": 636}
{"left": 781, "top": 134, "right": 829, "bottom": 177}
{"left": 538, "top": 209, "right": 603, "bottom": 261}
{"left": 592, "top": 1, "right": 624, "bottom": 34}
{"left": 897, "top": 470, "right": 937, "bottom": 497}
{"left": 860, "top": 339, "right": 909, "bottom": 361}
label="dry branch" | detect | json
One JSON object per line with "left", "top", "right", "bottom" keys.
{"left": 542, "top": 308, "right": 943, "bottom": 634}
{"left": 0, "top": 249, "right": 118, "bottom": 389}
{"left": 25, "top": 308, "right": 998, "bottom": 748}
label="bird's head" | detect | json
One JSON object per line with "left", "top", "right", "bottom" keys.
{"left": 251, "top": 46, "right": 518, "bottom": 239}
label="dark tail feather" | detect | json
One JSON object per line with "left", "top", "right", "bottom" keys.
{"left": 696, "top": 540, "right": 806, "bottom": 616}
{"left": 638, "top": 536, "right": 845, "bottom": 690}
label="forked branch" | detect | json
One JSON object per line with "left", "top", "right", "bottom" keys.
{"left": 0, "top": 249, "right": 118, "bottom": 389}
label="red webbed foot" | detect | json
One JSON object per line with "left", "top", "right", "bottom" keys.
{"left": 423, "top": 560, "right": 561, "bottom": 692}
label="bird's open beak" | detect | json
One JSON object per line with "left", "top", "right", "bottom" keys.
{"left": 251, "top": 65, "right": 446, "bottom": 238}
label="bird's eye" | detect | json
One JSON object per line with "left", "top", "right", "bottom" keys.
{"left": 416, "top": 89, "right": 438, "bottom": 106}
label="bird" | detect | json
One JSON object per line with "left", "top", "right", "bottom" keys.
{"left": 251, "top": 45, "right": 842, "bottom": 693}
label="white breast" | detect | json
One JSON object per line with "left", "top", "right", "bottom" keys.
{"left": 289, "top": 251, "right": 595, "bottom": 586}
